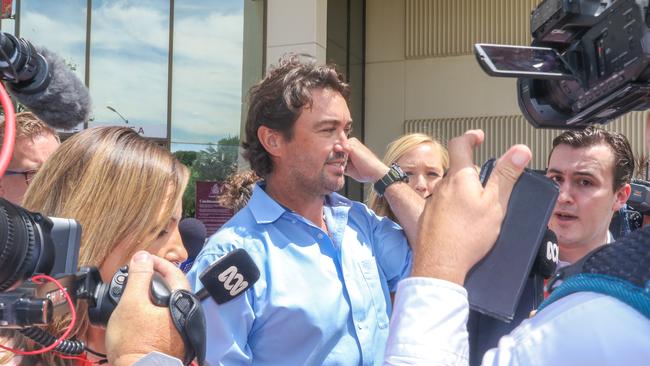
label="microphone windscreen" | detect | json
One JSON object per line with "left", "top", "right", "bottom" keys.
{"left": 179, "top": 218, "right": 207, "bottom": 258}
{"left": 8, "top": 47, "right": 91, "bottom": 130}
{"left": 532, "top": 229, "right": 559, "bottom": 279}
{"left": 199, "top": 248, "right": 260, "bottom": 305}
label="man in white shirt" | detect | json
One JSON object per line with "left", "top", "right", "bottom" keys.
{"left": 545, "top": 126, "right": 633, "bottom": 265}
{"left": 383, "top": 129, "right": 650, "bottom": 366}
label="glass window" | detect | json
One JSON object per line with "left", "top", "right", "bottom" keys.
{"left": 17, "top": 1, "right": 87, "bottom": 131}
{"left": 19, "top": 0, "right": 87, "bottom": 82}
{"left": 170, "top": 0, "right": 244, "bottom": 145}
{"left": 88, "top": 0, "right": 170, "bottom": 139}
{"left": 172, "top": 140, "right": 239, "bottom": 217}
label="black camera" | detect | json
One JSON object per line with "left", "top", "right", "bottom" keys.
{"left": 0, "top": 197, "right": 149, "bottom": 328}
{"left": 475, "top": 0, "right": 650, "bottom": 128}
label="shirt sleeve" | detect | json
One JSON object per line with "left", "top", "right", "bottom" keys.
{"left": 385, "top": 279, "right": 650, "bottom": 366}
{"left": 186, "top": 234, "right": 257, "bottom": 366}
{"left": 384, "top": 277, "right": 470, "bottom": 366}
{"left": 365, "top": 206, "right": 413, "bottom": 291}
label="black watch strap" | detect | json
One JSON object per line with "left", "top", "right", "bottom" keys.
{"left": 374, "top": 163, "right": 408, "bottom": 196}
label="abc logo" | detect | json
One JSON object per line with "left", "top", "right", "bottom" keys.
{"left": 545, "top": 241, "right": 559, "bottom": 263}
{"left": 218, "top": 266, "right": 249, "bottom": 296}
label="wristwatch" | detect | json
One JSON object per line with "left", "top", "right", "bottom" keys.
{"left": 374, "top": 163, "right": 409, "bottom": 196}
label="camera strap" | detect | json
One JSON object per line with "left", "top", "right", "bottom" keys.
{"left": 168, "top": 289, "right": 207, "bottom": 366}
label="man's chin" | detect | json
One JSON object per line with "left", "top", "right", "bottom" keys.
{"left": 323, "top": 179, "right": 345, "bottom": 193}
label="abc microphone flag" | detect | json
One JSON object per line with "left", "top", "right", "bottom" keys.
{"left": 196, "top": 248, "right": 260, "bottom": 304}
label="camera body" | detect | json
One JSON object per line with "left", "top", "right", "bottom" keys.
{"left": 0, "top": 198, "right": 124, "bottom": 328}
{"left": 479, "top": 0, "right": 650, "bottom": 128}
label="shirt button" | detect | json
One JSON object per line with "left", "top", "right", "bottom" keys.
{"left": 317, "top": 233, "right": 324, "bottom": 239}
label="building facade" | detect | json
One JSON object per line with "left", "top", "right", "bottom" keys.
{"left": 9, "top": 0, "right": 649, "bottom": 204}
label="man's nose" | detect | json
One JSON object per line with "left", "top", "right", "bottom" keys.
{"left": 334, "top": 132, "right": 350, "bottom": 154}
{"left": 557, "top": 182, "right": 573, "bottom": 203}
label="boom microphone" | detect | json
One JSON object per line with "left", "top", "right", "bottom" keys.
{"left": 0, "top": 33, "right": 90, "bottom": 130}
{"left": 196, "top": 248, "right": 260, "bottom": 304}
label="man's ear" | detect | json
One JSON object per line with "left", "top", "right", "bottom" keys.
{"left": 257, "top": 126, "right": 284, "bottom": 158}
{"left": 613, "top": 183, "right": 631, "bottom": 211}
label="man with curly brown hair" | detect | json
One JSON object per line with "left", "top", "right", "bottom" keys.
{"left": 187, "top": 54, "right": 424, "bottom": 366}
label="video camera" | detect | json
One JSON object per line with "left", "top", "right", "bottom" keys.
{"left": 0, "top": 199, "right": 146, "bottom": 346}
{"left": 475, "top": 0, "right": 650, "bottom": 128}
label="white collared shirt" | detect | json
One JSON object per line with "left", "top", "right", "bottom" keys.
{"left": 384, "top": 277, "right": 650, "bottom": 366}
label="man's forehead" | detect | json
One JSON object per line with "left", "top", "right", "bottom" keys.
{"left": 548, "top": 143, "right": 615, "bottom": 175}
{"left": 10, "top": 134, "right": 59, "bottom": 168}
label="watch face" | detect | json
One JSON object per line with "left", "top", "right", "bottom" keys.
{"left": 391, "top": 163, "right": 408, "bottom": 182}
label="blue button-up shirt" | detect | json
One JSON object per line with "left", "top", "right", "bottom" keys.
{"left": 187, "top": 184, "right": 412, "bottom": 366}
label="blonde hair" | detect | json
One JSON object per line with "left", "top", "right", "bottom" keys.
{"left": 367, "top": 133, "right": 448, "bottom": 222}
{"left": 0, "top": 111, "right": 60, "bottom": 144}
{"left": 16, "top": 127, "right": 189, "bottom": 365}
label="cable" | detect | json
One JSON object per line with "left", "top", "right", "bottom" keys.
{"left": 0, "top": 77, "right": 16, "bottom": 178}
{"left": 19, "top": 327, "right": 85, "bottom": 355}
{"left": 0, "top": 274, "right": 76, "bottom": 356}
{"left": 84, "top": 346, "right": 107, "bottom": 358}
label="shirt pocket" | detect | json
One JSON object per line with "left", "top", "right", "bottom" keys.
{"left": 358, "top": 258, "right": 389, "bottom": 329}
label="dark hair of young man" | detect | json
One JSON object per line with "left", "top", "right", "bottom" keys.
{"left": 549, "top": 126, "right": 635, "bottom": 191}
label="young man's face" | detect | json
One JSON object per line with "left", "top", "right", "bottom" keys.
{"left": 278, "top": 87, "right": 353, "bottom": 196}
{"left": 546, "top": 143, "right": 630, "bottom": 263}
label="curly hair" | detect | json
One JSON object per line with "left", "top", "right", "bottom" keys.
{"left": 217, "top": 170, "right": 260, "bottom": 212}
{"left": 243, "top": 54, "right": 350, "bottom": 178}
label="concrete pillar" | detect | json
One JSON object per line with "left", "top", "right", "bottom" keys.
{"left": 266, "top": 0, "right": 328, "bottom": 69}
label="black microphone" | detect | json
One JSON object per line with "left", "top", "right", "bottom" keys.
{"left": 179, "top": 218, "right": 207, "bottom": 259}
{"left": 196, "top": 248, "right": 260, "bottom": 304}
{"left": 0, "top": 33, "right": 91, "bottom": 130}
{"left": 532, "top": 229, "right": 559, "bottom": 279}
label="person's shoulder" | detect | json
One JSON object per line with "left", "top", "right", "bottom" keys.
{"left": 332, "top": 192, "right": 402, "bottom": 228}
{"left": 516, "top": 291, "right": 650, "bottom": 339}
{"left": 329, "top": 191, "right": 375, "bottom": 216}
{"left": 199, "top": 207, "right": 270, "bottom": 257}
{"left": 500, "top": 292, "right": 650, "bottom": 364}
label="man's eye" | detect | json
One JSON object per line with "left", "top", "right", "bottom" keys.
{"left": 428, "top": 172, "right": 441, "bottom": 178}
{"left": 579, "top": 179, "right": 593, "bottom": 187}
{"left": 404, "top": 171, "right": 414, "bottom": 176}
{"left": 157, "top": 229, "right": 169, "bottom": 238}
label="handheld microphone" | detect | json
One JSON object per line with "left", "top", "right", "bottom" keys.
{"left": 179, "top": 218, "right": 207, "bottom": 259}
{"left": 532, "top": 229, "right": 559, "bottom": 279}
{"left": 196, "top": 248, "right": 260, "bottom": 304}
{"left": 0, "top": 33, "right": 91, "bottom": 130}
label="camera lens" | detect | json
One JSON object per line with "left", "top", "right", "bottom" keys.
{"left": 0, "top": 198, "right": 54, "bottom": 291}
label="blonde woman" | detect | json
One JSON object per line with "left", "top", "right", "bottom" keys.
{"left": 368, "top": 133, "right": 449, "bottom": 221}
{"left": 4, "top": 127, "right": 189, "bottom": 366}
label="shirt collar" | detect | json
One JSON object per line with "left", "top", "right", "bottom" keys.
{"left": 246, "top": 182, "right": 353, "bottom": 224}
{"left": 247, "top": 183, "right": 287, "bottom": 224}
